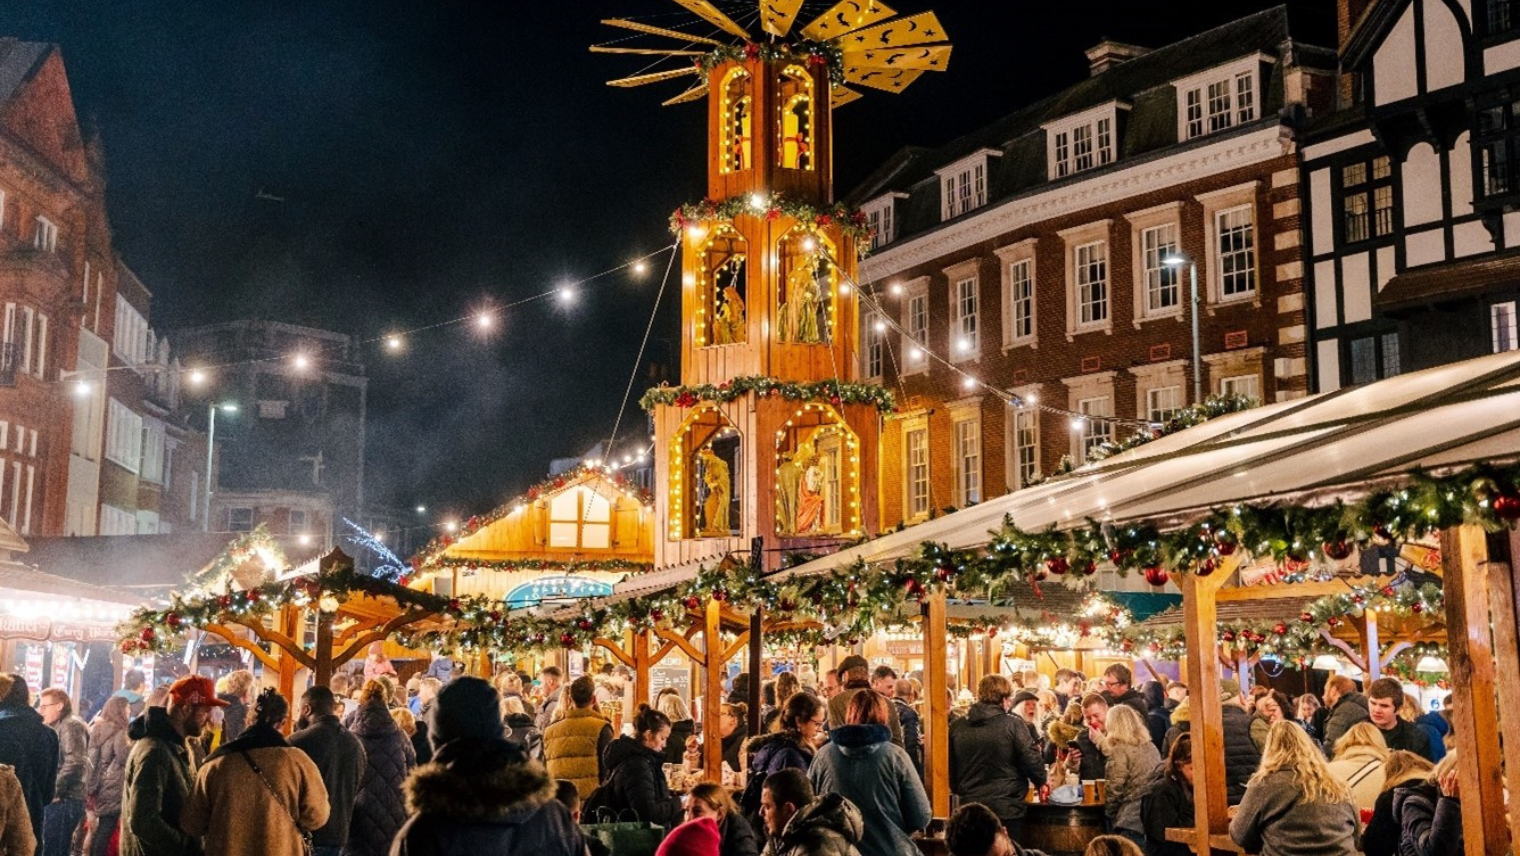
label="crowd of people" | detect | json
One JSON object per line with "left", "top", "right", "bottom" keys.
{"left": 0, "top": 653, "right": 1464, "bottom": 856}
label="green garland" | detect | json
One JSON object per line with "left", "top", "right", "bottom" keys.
{"left": 640, "top": 375, "right": 896, "bottom": 413}
{"left": 1084, "top": 394, "right": 1260, "bottom": 464}
{"left": 694, "top": 40, "right": 846, "bottom": 87}
{"left": 670, "top": 193, "right": 873, "bottom": 246}
{"left": 423, "top": 557, "right": 652, "bottom": 575}
{"left": 190, "top": 525, "right": 288, "bottom": 586}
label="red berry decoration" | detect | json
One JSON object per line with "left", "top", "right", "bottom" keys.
{"left": 448, "top": 599, "right": 461, "bottom": 613}
{"left": 1142, "top": 566, "right": 1170, "bottom": 587}
{"left": 683, "top": 596, "right": 700, "bottom": 611}
{"left": 577, "top": 619, "right": 594, "bottom": 631}
{"left": 1494, "top": 494, "right": 1520, "bottom": 521}
{"left": 560, "top": 633, "right": 577, "bottom": 647}
{"left": 1221, "top": 631, "right": 1236, "bottom": 642}
{"left": 246, "top": 590, "right": 261, "bottom": 602}
{"left": 1301, "top": 612, "right": 1314, "bottom": 623}
{"left": 1273, "top": 623, "right": 1288, "bottom": 635}
{"left": 1213, "top": 531, "right": 1238, "bottom": 556}
{"left": 1046, "top": 556, "right": 1069, "bottom": 576}
{"left": 1411, "top": 603, "right": 1423, "bottom": 613}
{"left": 140, "top": 627, "right": 155, "bottom": 642}
{"left": 166, "top": 612, "right": 181, "bottom": 629}
{"left": 1382, "top": 586, "right": 1396, "bottom": 597}
{"left": 712, "top": 589, "right": 729, "bottom": 602}
{"left": 1323, "top": 540, "right": 1353, "bottom": 560}
{"left": 1196, "top": 557, "right": 1217, "bottom": 577}
{"left": 218, "top": 595, "right": 232, "bottom": 608}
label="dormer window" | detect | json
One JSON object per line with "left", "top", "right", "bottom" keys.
{"left": 1173, "top": 55, "right": 1268, "bottom": 141}
{"left": 862, "top": 193, "right": 906, "bottom": 249}
{"left": 937, "top": 149, "right": 1000, "bottom": 221}
{"left": 1043, "top": 104, "right": 1122, "bottom": 180}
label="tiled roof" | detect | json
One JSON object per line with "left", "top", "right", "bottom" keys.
{"left": 1377, "top": 251, "right": 1520, "bottom": 313}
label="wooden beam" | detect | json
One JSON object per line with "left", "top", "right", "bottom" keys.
{"left": 1484, "top": 552, "right": 1520, "bottom": 850}
{"left": 594, "top": 638, "right": 636, "bottom": 669}
{"left": 276, "top": 606, "right": 300, "bottom": 706}
{"left": 1215, "top": 578, "right": 1356, "bottom": 602}
{"left": 1181, "top": 558, "right": 1236, "bottom": 852}
{"left": 332, "top": 609, "right": 436, "bottom": 670}
{"left": 703, "top": 598, "right": 724, "bottom": 781}
{"left": 225, "top": 616, "right": 317, "bottom": 671}
{"left": 923, "top": 590, "right": 951, "bottom": 817}
{"left": 1318, "top": 629, "right": 1369, "bottom": 671}
{"left": 1357, "top": 610, "right": 1382, "bottom": 680}
{"left": 313, "top": 611, "right": 335, "bottom": 686}
{"left": 655, "top": 626, "right": 706, "bottom": 664}
{"left": 652, "top": 639, "right": 683, "bottom": 665}
{"left": 202, "top": 623, "right": 282, "bottom": 671}
{"left": 1440, "top": 525, "right": 1509, "bottom": 855}
{"left": 748, "top": 610, "right": 764, "bottom": 737}
{"left": 722, "top": 631, "right": 751, "bottom": 664}
{"left": 632, "top": 629, "right": 651, "bottom": 709}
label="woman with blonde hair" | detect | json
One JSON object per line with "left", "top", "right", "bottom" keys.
{"left": 1361, "top": 750, "right": 1434, "bottom": 856}
{"left": 656, "top": 689, "right": 696, "bottom": 765}
{"left": 502, "top": 695, "right": 543, "bottom": 762}
{"left": 1325, "top": 722, "right": 1389, "bottom": 812}
{"left": 390, "top": 705, "right": 432, "bottom": 764}
{"left": 686, "top": 781, "right": 759, "bottom": 856}
{"left": 1393, "top": 751, "right": 1463, "bottom": 856}
{"left": 1230, "top": 720, "right": 1358, "bottom": 856}
{"left": 1102, "top": 704, "right": 1162, "bottom": 847}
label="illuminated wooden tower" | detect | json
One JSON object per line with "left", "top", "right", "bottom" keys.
{"left": 595, "top": 1, "right": 952, "bottom": 570}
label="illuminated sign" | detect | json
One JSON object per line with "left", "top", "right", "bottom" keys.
{"left": 504, "top": 575, "right": 615, "bottom": 609}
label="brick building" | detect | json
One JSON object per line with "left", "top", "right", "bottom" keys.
{"left": 1301, "top": 0, "right": 1520, "bottom": 389}
{"left": 849, "top": 9, "right": 1337, "bottom": 530}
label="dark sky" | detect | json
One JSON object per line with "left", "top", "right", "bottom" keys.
{"left": 2, "top": 0, "right": 1333, "bottom": 523}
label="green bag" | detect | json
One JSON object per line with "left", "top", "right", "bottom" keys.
{"left": 582, "top": 809, "right": 665, "bottom": 856}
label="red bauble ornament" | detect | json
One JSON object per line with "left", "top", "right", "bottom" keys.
{"left": 120, "top": 641, "right": 135, "bottom": 654}
{"left": 712, "top": 589, "right": 729, "bottom": 602}
{"left": 1196, "top": 557, "right": 1217, "bottom": 577}
{"left": 1494, "top": 494, "right": 1520, "bottom": 521}
{"left": 903, "top": 577, "right": 925, "bottom": 601}
{"left": 1323, "top": 540, "right": 1353, "bottom": 560}
{"left": 218, "top": 595, "right": 232, "bottom": 608}
{"left": 578, "top": 619, "right": 594, "bottom": 631}
{"left": 1301, "top": 612, "right": 1315, "bottom": 623}
{"left": 934, "top": 565, "right": 954, "bottom": 582}
{"left": 166, "top": 612, "right": 181, "bottom": 628}
{"left": 1411, "top": 603, "right": 1424, "bottom": 613}
{"left": 1120, "top": 640, "right": 1134, "bottom": 652}
{"left": 140, "top": 627, "right": 155, "bottom": 642}
{"left": 1046, "top": 556, "right": 1069, "bottom": 576}
{"left": 1221, "top": 631, "right": 1236, "bottom": 642}
{"left": 1272, "top": 623, "right": 1288, "bottom": 635}
{"left": 246, "top": 590, "right": 261, "bottom": 602}
{"left": 1382, "top": 586, "right": 1396, "bottom": 597}
{"left": 1327, "top": 616, "right": 1341, "bottom": 627}
{"left": 650, "top": 608, "right": 665, "bottom": 622}
{"left": 1142, "top": 566, "right": 1170, "bottom": 587}
{"left": 1213, "top": 531, "right": 1238, "bottom": 556}
{"left": 448, "top": 599, "right": 462, "bottom": 613}
{"left": 683, "top": 596, "right": 700, "bottom": 611}
{"left": 1078, "top": 560, "right": 1098, "bottom": 576}
{"left": 489, "top": 610, "right": 503, "bottom": 622}
{"left": 559, "top": 633, "right": 577, "bottom": 647}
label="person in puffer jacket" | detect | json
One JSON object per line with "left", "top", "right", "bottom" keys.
{"left": 758, "top": 769, "right": 862, "bottom": 856}
{"left": 1393, "top": 751, "right": 1463, "bottom": 856}
{"left": 594, "top": 705, "right": 684, "bottom": 829}
{"left": 392, "top": 677, "right": 587, "bottom": 856}
{"left": 501, "top": 697, "right": 543, "bottom": 762}
{"left": 85, "top": 696, "right": 132, "bottom": 856}
{"left": 347, "top": 680, "right": 415, "bottom": 856}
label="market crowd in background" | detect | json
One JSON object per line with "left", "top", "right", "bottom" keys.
{"left": 0, "top": 651, "right": 1462, "bottom": 856}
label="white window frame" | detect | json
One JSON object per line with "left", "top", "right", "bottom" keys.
{"left": 105, "top": 398, "right": 143, "bottom": 473}
{"left": 0, "top": 190, "right": 6, "bottom": 231}
{"left": 290, "top": 509, "right": 309, "bottom": 532}
{"left": 902, "top": 417, "right": 930, "bottom": 523}
{"left": 1074, "top": 242, "right": 1110, "bottom": 328}
{"left": 99, "top": 504, "right": 136, "bottom": 536}
{"left": 1009, "top": 398, "right": 1041, "bottom": 490}
{"left": 1043, "top": 103, "right": 1123, "bottom": 180}
{"left": 945, "top": 260, "right": 980, "bottom": 362}
{"left": 1493, "top": 301, "right": 1519, "bottom": 353}
{"left": 1197, "top": 182, "right": 1260, "bottom": 305}
{"left": 228, "top": 507, "right": 255, "bottom": 532}
{"left": 936, "top": 149, "right": 1000, "bottom": 221}
{"left": 18, "top": 307, "right": 33, "bottom": 375}
{"left": 33, "top": 217, "right": 57, "bottom": 252}
{"left": 1060, "top": 221, "right": 1112, "bottom": 337}
{"left": 863, "top": 311, "right": 885, "bottom": 379}
{"left": 1220, "top": 373, "right": 1260, "bottom": 400}
{"left": 1146, "top": 386, "right": 1182, "bottom": 423}
{"left": 140, "top": 419, "right": 166, "bottom": 485}
{"left": 1076, "top": 396, "right": 1115, "bottom": 463}
{"left": 1173, "top": 55, "right": 1269, "bottom": 141}
{"left": 114, "top": 299, "right": 150, "bottom": 367}
{"left": 995, "top": 240, "right": 1037, "bottom": 349}
{"left": 952, "top": 412, "right": 982, "bottom": 506}
{"left": 900, "top": 277, "right": 930, "bottom": 376}
{"left": 863, "top": 193, "right": 905, "bottom": 250}
{"left": 1125, "top": 202, "right": 1184, "bottom": 324}
{"left": 32, "top": 314, "right": 46, "bottom": 379}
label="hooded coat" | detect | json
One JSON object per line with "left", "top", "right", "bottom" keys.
{"left": 808, "top": 724, "right": 930, "bottom": 856}
{"left": 747, "top": 733, "right": 812, "bottom": 778}
{"left": 120, "top": 707, "right": 200, "bottom": 856}
{"left": 1104, "top": 737, "right": 1162, "bottom": 835}
{"left": 595, "top": 735, "right": 683, "bottom": 827}
{"left": 948, "top": 702, "right": 1046, "bottom": 825}
{"left": 1321, "top": 692, "right": 1370, "bottom": 753}
{"left": 1219, "top": 704, "right": 1261, "bottom": 805}
{"left": 1140, "top": 773, "right": 1193, "bottom": 856}
{"left": 289, "top": 713, "right": 367, "bottom": 850}
{"left": 348, "top": 701, "right": 417, "bottom": 856}
{"left": 392, "top": 737, "right": 586, "bottom": 856}
{"left": 503, "top": 712, "right": 543, "bottom": 763}
{"left": 86, "top": 713, "right": 131, "bottom": 817}
{"left": 181, "top": 722, "right": 330, "bottom": 856}
{"left": 1325, "top": 745, "right": 1386, "bottom": 812}
{"left": 1361, "top": 768, "right": 1433, "bottom": 856}
{"left": 1414, "top": 711, "right": 1448, "bottom": 763}
{"left": 0, "top": 699, "right": 59, "bottom": 841}
{"left": 663, "top": 719, "right": 696, "bottom": 766}
{"left": 759, "top": 793, "right": 863, "bottom": 856}
{"left": 1393, "top": 781, "right": 1463, "bottom": 856}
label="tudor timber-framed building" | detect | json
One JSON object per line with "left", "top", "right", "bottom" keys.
{"left": 850, "top": 9, "right": 1337, "bottom": 530}
{"left": 1302, "top": 0, "right": 1520, "bottom": 390}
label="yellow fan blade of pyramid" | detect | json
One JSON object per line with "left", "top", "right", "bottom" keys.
{"left": 667, "top": 0, "right": 753, "bottom": 39}
{"left": 600, "top": 18, "right": 727, "bottom": 47}
{"left": 800, "top": 0, "right": 897, "bottom": 41}
{"left": 843, "top": 66, "right": 924, "bottom": 92}
{"left": 841, "top": 44, "right": 951, "bottom": 71}
{"left": 830, "top": 86, "right": 865, "bottom": 108}
{"left": 663, "top": 84, "right": 711, "bottom": 106}
{"left": 759, "top": 0, "right": 806, "bottom": 37}
{"left": 591, "top": 46, "right": 708, "bottom": 56}
{"left": 834, "top": 12, "right": 946, "bottom": 49}
{"left": 608, "top": 67, "right": 702, "bottom": 88}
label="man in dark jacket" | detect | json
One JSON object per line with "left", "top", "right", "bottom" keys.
{"left": 759, "top": 768, "right": 862, "bottom": 856}
{"left": 1052, "top": 669, "right": 1083, "bottom": 714}
{"left": 0, "top": 673, "right": 59, "bottom": 842}
{"left": 1320, "top": 674, "right": 1370, "bottom": 753}
{"left": 39, "top": 688, "right": 89, "bottom": 856}
{"left": 289, "top": 685, "right": 366, "bottom": 856}
{"left": 826, "top": 656, "right": 902, "bottom": 745}
{"left": 121, "top": 674, "right": 226, "bottom": 856}
{"left": 949, "top": 675, "right": 1046, "bottom": 843}
{"left": 1142, "top": 682, "right": 1171, "bottom": 752}
{"left": 1218, "top": 681, "right": 1261, "bottom": 805}
{"left": 392, "top": 677, "right": 588, "bottom": 856}
{"left": 1366, "top": 678, "right": 1433, "bottom": 760}
{"left": 1100, "top": 664, "right": 1148, "bottom": 716}
{"left": 946, "top": 802, "right": 1052, "bottom": 856}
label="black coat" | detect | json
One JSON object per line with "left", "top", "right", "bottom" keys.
{"left": 597, "top": 736, "right": 683, "bottom": 828}
{"left": 0, "top": 703, "right": 59, "bottom": 840}
{"left": 1145, "top": 707, "right": 1171, "bottom": 753}
{"left": 1140, "top": 774, "right": 1193, "bottom": 856}
{"left": 502, "top": 713, "right": 541, "bottom": 763}
{"left": 349, "top": 701, "right": 417, "bottom": 856}
{"left": 1104, "top": 688, "right": 1149, "bottom": 717}
{"left": 1219, "top": 705, "right": 1260, "bottom": 805}
{"left": 1377, "top": 719, "right": 1433, "bottom": 760}
{"left": 718, "top": 813, "right": 760, "bottom": 856}
{"left": 663, "top": 719, "right": 695, "bottom": 766}
{"left": 391, "top": 737, "right": 588, "bottom": 856}
{"left": 289, "top": 714, "right": 367, "bottom": 849}
{"left": 1361, "top": 785, "right": 1403, "bottom": 856}
{"left": 949, "top": 702, "right": 1046, "bottom": 823}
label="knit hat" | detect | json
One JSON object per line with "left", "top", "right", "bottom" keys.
{"left": 655, "top": 817, "right": 721, "bottom": 856}
{"left": 429, "top": 676, "right": 504, "bottom": 747}
{"left": 1047, "top": 719, "right": 1081, "bottom": 747}
{"left": 1012, "top": 690, "right": 1039, "bottom": 707}
{"left": 1171, "top": 697, "right": 1191, "bottom": 725}
{"left": 1219, "top": 679, "right": 1241, "bottom": 703}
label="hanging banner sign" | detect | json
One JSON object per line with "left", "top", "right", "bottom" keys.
{"left": 0, "top": 616, "right": 117, "bottom": 643}
{"left": 0, "top": 615, "right": 51, "bottom": 641}
{"left": 23, "top": 646, "right": 43, "bottom": 691}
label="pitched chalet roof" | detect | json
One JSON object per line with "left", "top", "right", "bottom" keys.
{"left": 0, "top": 39, "right": 49, "bottom": 106}
{"left": 24, "top": 532, "right": 305, "bottom": 593}
{"left": 847, "top": 6, "right": 1336, "bottom": 245}
{"left": 0, "top": 561, "right": 141, "bottom": 605}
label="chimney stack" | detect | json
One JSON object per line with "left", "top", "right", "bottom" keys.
{"left": 1085, "top": 39, "right": 1151, "bottom": 76}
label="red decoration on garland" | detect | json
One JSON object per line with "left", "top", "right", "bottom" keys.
{"left": 1273, "top": 623, "right": 1288, "bottom": 635}
{"left": 1045, "top": 556, "right": 1069, "bottom": 576}
{"left": 1301, "top": 612, "right": 1314, "bottom": 623}
{"left": 1196, "top": 557, "right": 1217, "bottom": 577}
{"left": 166, "top": 613, "right": 181, "bottom": 629}
{"left": 140, "top": 627, "right": 155, "bottom": 642}
{"left": 1142, "top": 566, "right": 1169, "bottom": 587}
{"left": 1323, "top": 540, "right": 1353, "bottom": 560}
{"left": 1494, "top": 494, "right": 1520, "bottom": 521}
{"left": 683, "top": 596, "right": 701, "bottom": 611}
{"left": 559, "top": 633, "right": 577, "bottom": 647}
{"left": 903, "top": 577, "right": 925, "bottom": 601}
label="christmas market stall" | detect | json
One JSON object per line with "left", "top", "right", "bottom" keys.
{"left": 757, "top": 348, "right": 1520, "bottom": 853}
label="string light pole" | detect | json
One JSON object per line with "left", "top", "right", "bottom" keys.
{"left": 1163, "top": 253, "right": 1203, "bottom": 405}
{"left": 202, "top": 402, "right": 239, "bottom": 532}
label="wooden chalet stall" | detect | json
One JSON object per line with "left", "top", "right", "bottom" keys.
{"left": 768, "top": 350, "right": 1520, "bottom": 851}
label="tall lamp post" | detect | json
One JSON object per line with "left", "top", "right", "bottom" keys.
{"left": 1163, "top": 253, "right": 1203, "bottom": 405}
{"left": 202, "top": 402, "right": 239, "bottom": 532}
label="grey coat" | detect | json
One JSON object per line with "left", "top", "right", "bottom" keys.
{"left": 1229, "top": 769, "right": 1359, "bottom": 856}
{"left": 290, "top": 714, "right": 368, "bottom": 849}
{"left": 808, "top": 725, "right": 929, "bottom": 856}
{"left": 52, "top": 714, "right": 90, "bottom": 801}
{"left": 760, "top": 793, "right": 863, "bottom": 856}
{"left": 1104, "top": 739, "right": 1162, "bottom": 835}
{"left": 1321, "top": 693, "right": 1370, "bottom": 753}
{"left": 86, "top": 716, "right": 130, "bottom": 816}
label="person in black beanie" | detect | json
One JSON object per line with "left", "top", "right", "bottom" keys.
{"left": 390, "top": 676, "right": 588, "bottom": 855}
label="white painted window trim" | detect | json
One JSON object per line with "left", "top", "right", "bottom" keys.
{"left": 951, "top": 405, "right": 983, "bottom": 507}
{"left": 936, "top": 149, "right": 1002, "bottom": 221}
{"left": 1131, "top": 359, "right": 1191, "bottom": 418}
{"left": 1042, "top": 101, "right": 1125, "bottom": 180}
{"left": 33, "top": 216, "right": 57, "bottom": 252}
{"left": 944, "top": 259, "right": 981, "bottom": 363}
{"left": 863, "top": 192, "right": 908, "bottom": 249}
{"left": 1063, "top": 371, "right": 1117, "bottom": 463}
{"left": 1493, "top": 301, "right": 1520, "bottom": 353}
{"left": 1006, "top": 384, "right": 1043, "bottom": 491}
{"left": 901, "top": 414, "right": 931, "bottom": 524}
{"left": 900, "top": 276, "right": 931, "bottom": 376}
{"left": 105, "top": 398, "right": 143, "bottom": 473}
{"left": 994, "top": 239, "right": 1038, "bottom": 351}
{"left": 1059, "top": 220, "right": 1113, "bottom": 339}
{"left": 1172, "top": 54, "right": 1272, "bottom": 141}
{"left": 0, "top": 190, "right": 6, "bottom": 231}
{"left": 1125, "top": 201, "right": 1185, "bottom": 326}
{"left": 1196, "top": 181, "right": 1261, "bottom": 307}
{"left": 862, "top": 309, "right": 885, "bottom": 380}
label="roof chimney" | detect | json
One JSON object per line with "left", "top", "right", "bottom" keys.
{"left": 1085, "top": 39, "right": 1150, "bottom": 76}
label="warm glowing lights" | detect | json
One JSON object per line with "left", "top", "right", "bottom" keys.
{"left": 957, "top": 338, "right": 972, "bottom": 353}
{"left": 444, "top": 521, "right": 459, "bottom": 533}
{"left": 292, "top": 354, "right": 311, "bottom": 371}
{"left": 385, "top": 335, "right": 403, "bottom": 352}
{"left": 749, "top": 193, "right": 767, "bottom": 211}
{"left": 633, "top": 260, "right": 649, "bottom": 275}
{"left": 1070, "top": 416, "right": 1087, "bottom": 431}
{"left": 71, "top": 380, "right": 91, "bottom": 398}
{"left": 873, "top": 320, "right": 887, "bottom": 333}
{"left": 687, "top": 224, "right": 708, "bottom": 240}
{"left": 962, "top": 376, "right": 977, "bottom": 391}
{"left": 801, "top": 236, "right": 817, "bottom": 252}
{"left": 838, "top": 283, "right": 851, "bottom": 296}
{"left": 560, "top": 286, "right": 577, "bottom": 303}
{"left": 187, "top": 369, "right": 207, "bottom": 386}
{"left": 415, "top": 505, "right": 427, "bottom": 514}
{"left": 476, "top": 313, "right": 494, "bottom": 330}
{"left": 910, "top": 347, "right": 925, "bottom": 361}
{"left": 890, "top": 283, "right": 904, "bottom": 297}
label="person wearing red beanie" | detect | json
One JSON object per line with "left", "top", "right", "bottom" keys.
{"left": 656, "top": 816, "right": 721, "bottom": 856}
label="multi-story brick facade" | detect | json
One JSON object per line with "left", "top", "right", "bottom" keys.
{"left": 849, "top": 9, "right": 1337, "bottom": 530}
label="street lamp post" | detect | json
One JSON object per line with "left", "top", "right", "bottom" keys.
{"left": 202, "top": 403, "right": 238, "bottom": 532}
{"left": 1164, "top": 253, "right": 1203, "bottom": 406}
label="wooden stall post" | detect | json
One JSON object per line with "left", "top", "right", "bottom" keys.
{"left": 1484, "top": 548, "right": 1520, "bottom": 849}
{"left": 1355, "top": 609, "right": 1382, "bottom": 681}
{"left": 703, "top": 598, "right": 724, "bottom": 781}
{"left": 314, "top": 610, "right": 335, "bottom": 687}
{"left": 922, "top": 590, "right": 951, "bottom": 817}
{"left": 631, "top": 628, "right": 651, "bottom": 709}
{"left": 1441, "top": 525, "right": 1509, "bottom": 854}
{"left": 748, "top": 609, "right": 763, "bottom": 736}
{"left": 276, "top": 604, "right": 301, "bottom": 704}
{"left": 1180, "top": 565, "right": 1229, "bottom": 853}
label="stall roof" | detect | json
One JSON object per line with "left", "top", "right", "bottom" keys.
{"left": 774, "top": 350, "right": 1520, "bottom": 579}
{"left": 25, "top": 531, "right": 316, "bottom": 595}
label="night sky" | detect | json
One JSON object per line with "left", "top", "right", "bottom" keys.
{"left": 1, "top": 0, "right": 1332, "bottom": 525}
